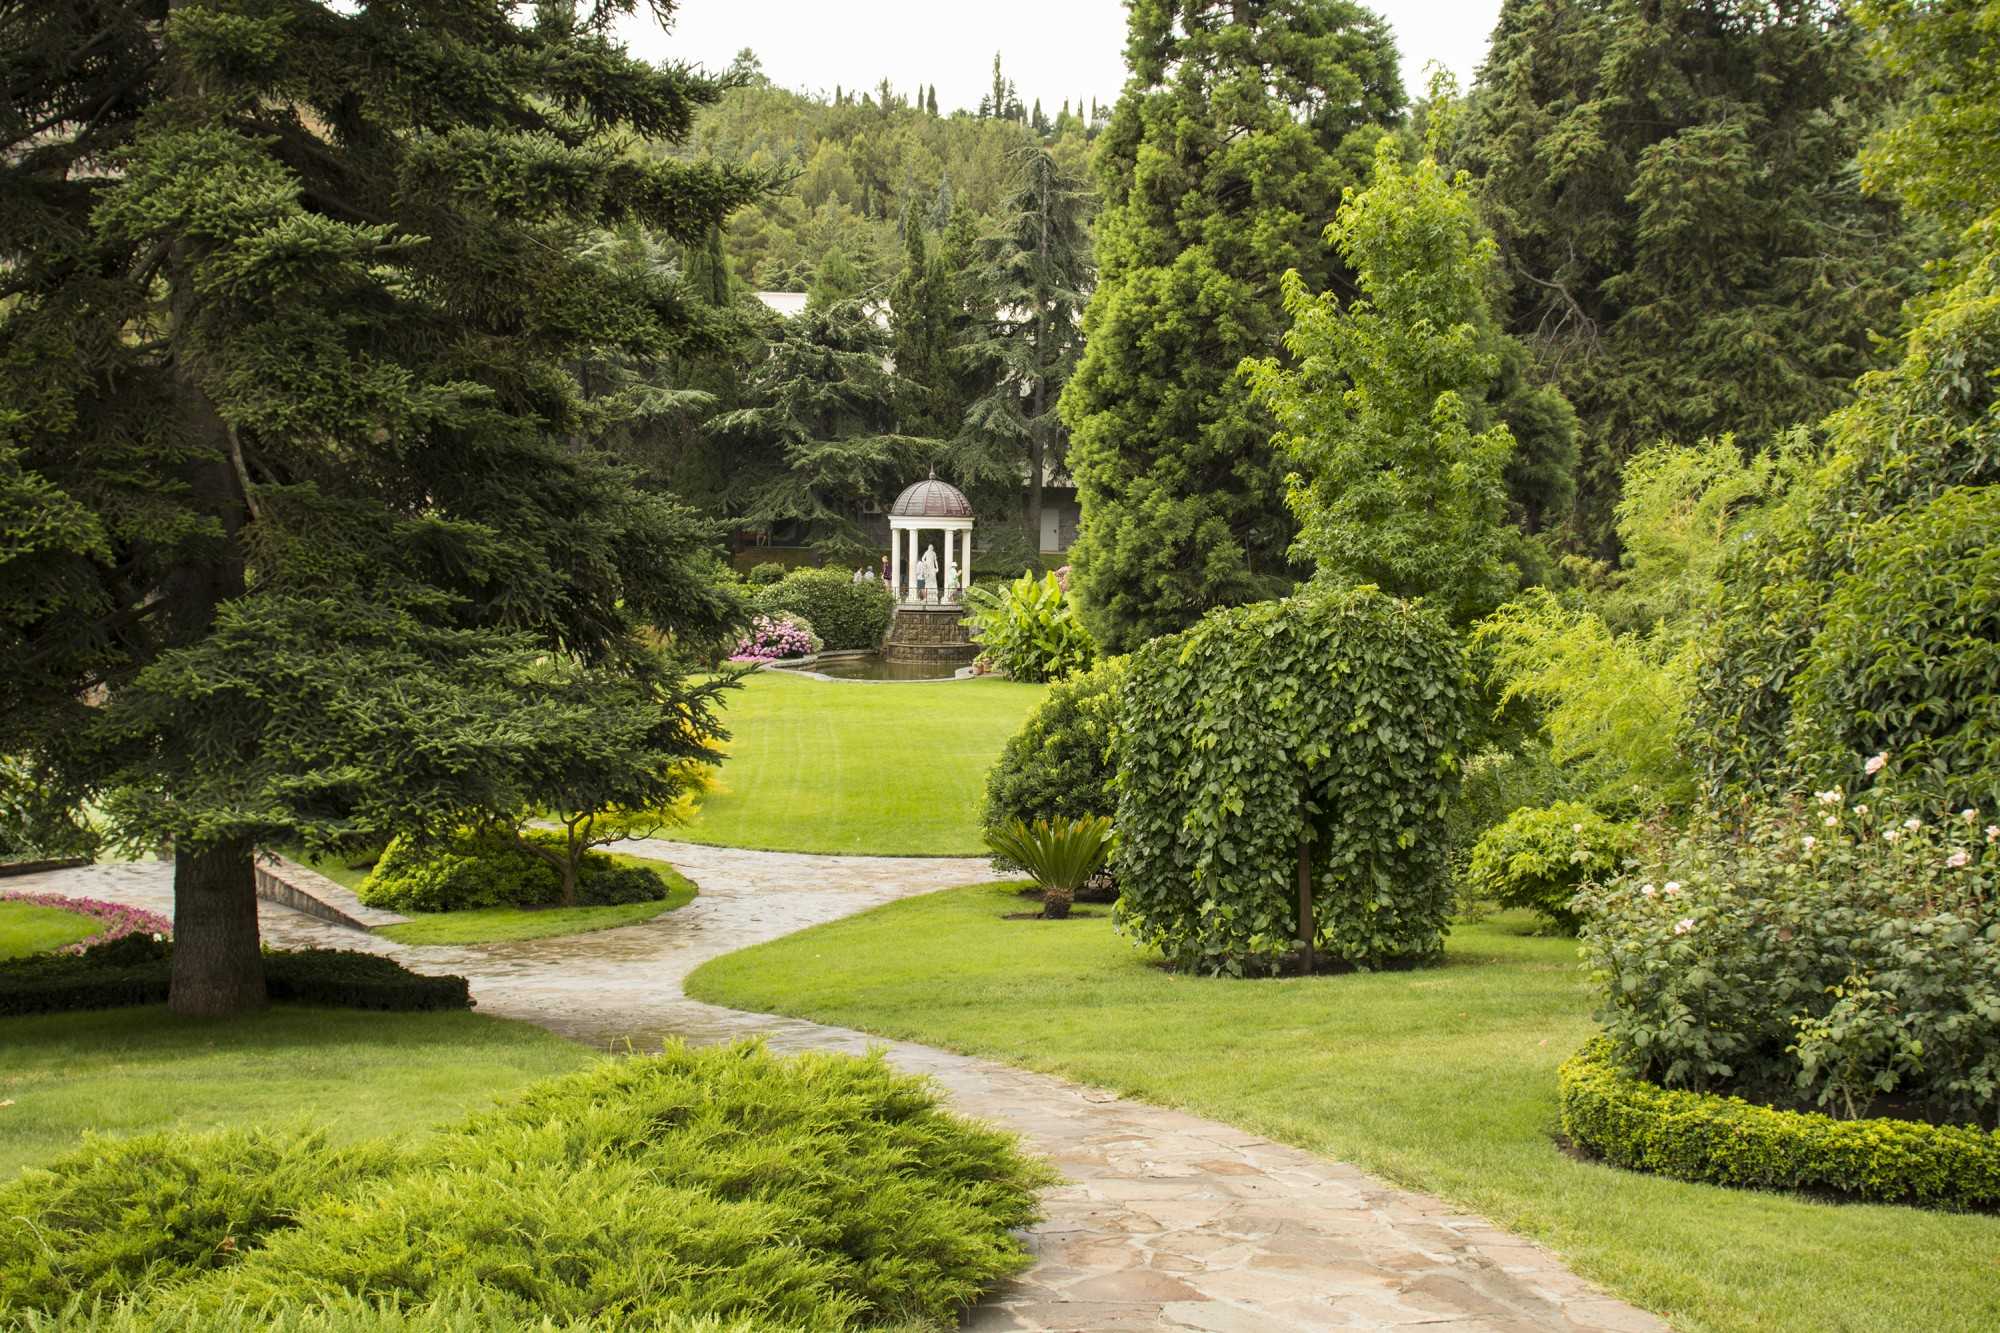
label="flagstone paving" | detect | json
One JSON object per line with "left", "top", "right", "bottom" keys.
{"left": 13, "top": 849, "right": 1667, "bottom": 1332}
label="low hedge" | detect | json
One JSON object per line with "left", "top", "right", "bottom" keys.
{"left": 1558, "top": 1038, "right": 2000, "bottom": 1210}
{"left": 0, "top": 937, "right": 470, "bottom": 1017}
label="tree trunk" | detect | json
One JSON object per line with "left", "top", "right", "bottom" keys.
{"left": 169, "top": 835, "right": 267, "bottom": 1017}
{"left": 1027, "top": 379, "right": 1047, "bottom": 559}
{"left": 560, "top": 857, "right": 580, "bottom": 907}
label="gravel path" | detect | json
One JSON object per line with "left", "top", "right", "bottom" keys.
{"left": 9, "top": 852, "right": 1664, "bottom": 1332}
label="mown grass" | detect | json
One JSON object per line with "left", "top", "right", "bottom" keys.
{"left": 0, "top": 901, "right": 99, "bottom": 960}
{"left": 688, "top": 882, "right": 2000, "bottom": 1333}
{"left": 676, "top": 671, "right": 1046, "bottom": 855}
{"left": 0, "top": 1007, "right": 593, "bottom": 1179}
{"left": 376, "top": 858, "right": 697, "bottom": 945}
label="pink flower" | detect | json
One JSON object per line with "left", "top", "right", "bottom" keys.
{"left": 1853, "top": 804, "right": 1870, "bottom": 816}
{"left": 1883, "top": 829, "right": 1902, "bottom": 844}
{"left": 1673, "top": 917, "right": 1695, "bottom": 935}
{"left": 1962, "top": 809, "right": 1979, "bottom": 824}
{"left": 1815, "top": 788, "right": 1842, "bottom": 805}
{"left": 1904, "top": 817, "right": 1923, "bottom": 832}
{"left": 1987, "top": 825, "right": 2000, "bottom": 844}
{"left": 1801, "top": 835, "right": 1817, "bottom": 851}
{"left": 1663, "top": 881, "right": 1681, "bottom": 895}
{"left": 1865, "top": 752, "right": 1888, "bottom": 775}
{"left": 1640, "top": 884, "right": 1656, "bottom": 898}
{"left": 1823, "top": 814, "right": 1838, "bottom": 827}
{"left": 1946, "top": 850, "right": 1971, "bottom": 869}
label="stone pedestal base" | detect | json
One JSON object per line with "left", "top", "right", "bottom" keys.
{"left": 883, "top": 607, "right": 978, "bottom": 664}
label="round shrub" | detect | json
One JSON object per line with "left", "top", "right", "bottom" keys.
{"left": 729, "top": 611, "right": 820, "bottom": 663}
{"left": 747, "top": 560, "right": 787, "bottom": 585}
{"left": 750, "top": 567, "right": 893, "bottom": 650}
{"left": 1465, "top": 801, "right": 1636, "bottom": 931}
{"left": 1791, "top": 486, "right": 2000, "bottom": 810}
{"left": 962, "top": 571, "right": 1096, "bottom": 682}
{"left": 1114, "top": 586, "right": 1474, "bottom": 975}
{"left": 357, "top": 830, "right": 671, "bottom": 913}
{"left": 1559, "top": 1038, "right": 2000, "bottom": 1210}
{"left": 983, "top": 656, "right": 1125, "bottom": 843}
{"left": 1577, "top": 795, "right": 1998, "bottom": 1126}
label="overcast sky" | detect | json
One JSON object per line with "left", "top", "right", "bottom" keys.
{"left": 615, "top": 2, "right": 1507, "bottom": 114}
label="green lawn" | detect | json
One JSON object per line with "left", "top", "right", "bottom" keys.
{"left": 678, "top": 671, "right": 1046, "bottom": 855}
{"left": 0, "top": 899, "right": 100, "bottom": 959}
{"left": 0, "top": 1007, "right": 596, "bottom": 1179}
{"left": 377, "top": 858, "right": 698, "bottom": 945}
{"left": 689, "top": 883, "right": 2000, "bottom": 1333}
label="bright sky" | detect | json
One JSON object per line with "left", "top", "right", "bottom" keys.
{"left": 615, "top": 2, "right": 1507, "bottom": 114}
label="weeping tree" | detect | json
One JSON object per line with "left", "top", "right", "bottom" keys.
{"left": 960, "top": 140, "right": 1094, "bottom": 554}
{"left": 0, "top": 0, "right": 757, "bottom": 1015}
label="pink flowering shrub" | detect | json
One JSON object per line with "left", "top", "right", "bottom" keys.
{"left": 726, "top": 612, "right": 822, "bottom": 663}
{"left": 0, "top": 891, "right": 173, "bottom": 954}
{"left": 1579, "top": 780, "right": 1998, "bottom": 1126}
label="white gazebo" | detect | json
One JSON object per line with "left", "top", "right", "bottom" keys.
{"left": 887, "top": 472, "right": 974, "bottom": 606}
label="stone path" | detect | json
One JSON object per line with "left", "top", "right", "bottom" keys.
{"left": 8, "top": 851, "right": 1666, "bottom": 1332}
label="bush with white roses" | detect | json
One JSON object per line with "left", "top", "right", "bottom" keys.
{"left": 1578, "top": 768, "right": 1998, "bottom": 1127}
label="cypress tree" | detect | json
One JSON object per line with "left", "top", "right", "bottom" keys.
{"left": 1459, "top": 0, "right": 1917, "bottom": 548}
{"left": 1058, "top": 0, "right": 1404, "bottom": 650}
{"left": 0, "top": 0, "right": 757, "bottom": 1014}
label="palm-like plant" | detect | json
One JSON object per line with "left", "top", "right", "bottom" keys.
{"left": 984, "top": 815, "right": 1115, "bottom": 919}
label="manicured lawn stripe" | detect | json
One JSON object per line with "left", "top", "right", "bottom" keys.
{"left": 0, "top": 900, "right": 100, "bottom": 960}
{"left": 688, "top": 884, "right": 2000, "bottom": 1333}
{"left": 677, "top": 672, "right": 1046, "bottom": 856}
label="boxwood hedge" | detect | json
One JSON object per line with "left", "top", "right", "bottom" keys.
{"left": 1559, "top": 1038, "right": 2000, "bottom": 1210}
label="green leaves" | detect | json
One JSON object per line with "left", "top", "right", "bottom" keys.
{"left": 984, "top": 815, "right": 1115, "bottom": 895}
{"left": 961, "top": 571, "right": 1097, "bottom": 684}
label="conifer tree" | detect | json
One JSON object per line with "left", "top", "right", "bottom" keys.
{"left": 889, "top": 222, "right": 963, "bottom": 437}
{"left": 0, "top": 0, "right": 757, "bottom": 1014}
{"left": 1059, "top": 0, "right": 1404, "bottom": 650}
{"left": 962, "top": 143, "right": 1094, "bottom": 553}
{"left": 1459, "top": 0, "right": 1917, "bottom": 547}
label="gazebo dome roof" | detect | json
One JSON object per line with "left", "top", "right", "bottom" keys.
{"left": 889, "top": 475, "right": 973, "bottom": 520}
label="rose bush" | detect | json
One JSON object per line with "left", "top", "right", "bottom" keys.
{"left": 1579, "top": 774, "right": 1998, "bottom": 1126}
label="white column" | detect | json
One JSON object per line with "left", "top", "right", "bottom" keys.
{"left": 962, "top": 528, "right": 972, "bottom": 590}
{"left": 908, "top": 527, "right": 921, "bottom": 603}
{"left": 943, "top": 526, "right": 957, "bottom": 600}
{"left": 889, "top": 525, "right": 902, "bottom": 603}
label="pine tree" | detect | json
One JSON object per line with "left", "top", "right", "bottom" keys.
{"left": 0, "top": 0, "right": 757, "bottom": 1014}
{"left": 1058, "top": 0, "right": 1404, "bottom": 650}
{"left": 989, "top": 53, "right": 1008, "bottom": 120}
{"left": 889, "top": 222, "right": 963, "bottom": 437}
{"left": 962, "top": 143, "right": 1094, "bottom": 555}
{"left": 927, "top": 84, "right": 939, "bottom": 116}
{"left": 1459, "top": 0, "right": 1917, "bottom": 548}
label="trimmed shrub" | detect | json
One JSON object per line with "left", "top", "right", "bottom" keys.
{"left": 1578, "top": 792, "right": 1999, "bottom": 1125}
{"left": 1465, "top": 802, "right": 1636, "bottom": 931}
{"left": 0, "top": 1129, "right": 397, "bottom": 1318}
{"left": 0, "top": 940, "right": 469, "bottom": 1017}
{"left": 961, "top": 571, "right": 1095, "bottom": 683}
{"left": 1559, "top": 1038, "right": 2000, "bottom": 1210}
{"left": 749, "top": 568, "right": 892, "bottom": 651}
{"left": 747, "top": 561, "right": 787, "bottom": 585}
{"left": 356, "top": 830, "right": 673, "bottom": 914}
{"left": 1115, "top": 587, "right": 1474, "bottom": 975}
{"left": 982, "top": 656, "right": 1124, "bottom": 849}
{"left": 15, "top": 1042, "right": 1049, "bottom": 1328}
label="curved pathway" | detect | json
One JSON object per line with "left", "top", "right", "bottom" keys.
{"left": 10, "top": 851, "right": 1664, "bottom": 1333}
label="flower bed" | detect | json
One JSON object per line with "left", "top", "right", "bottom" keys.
{"left": 727, "top": 612, "right": 822, "bottom": 664}
{"left": 1559, "top": 1038, "right": 2000, "bottom": 1210}
{"left": 0, "top": 891, "right": 172, "bottom": 954}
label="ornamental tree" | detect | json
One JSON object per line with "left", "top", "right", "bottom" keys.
{"left": 1059, "top": 0, "right": 1404, "bottom": 652}
{"left": 0, "top": 0, "right": 757, "bottom": 1015}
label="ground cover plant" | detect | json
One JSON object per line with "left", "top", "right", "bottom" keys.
{"left": 0, "top": 1008, "right": 592, "bottom": 1180}
{"left": 688, "top": 885, "right": 2000, "bottom": 1333}
{"left": 0, "top": 900, "right": 101, "bottom": 960}
{"left": 679, "top": 671, "right": 1044, "bottom": 856}
{"left": 0, "top": 1041, "right": 1048, "bottom": 1330}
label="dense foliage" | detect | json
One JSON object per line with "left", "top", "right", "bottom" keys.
{"left": 1060, "top": 0, "right": 1404, "bottom": 651}
{"left": 356, "top": 831, "right": 673, "bottom": 915}
{"left": 1579, "top": 793, "right": 1998, "bottom": 1126}
{"left": 748, "top": 567, "right": 894, "bottom": 650}
{"left": 1559, "top": 1039, "right": 2000, "bottom": 1210}
{"left": 1466, "top": 802, "right": 1636, "bottom": 931}
{"left": 0, "top": 936, "right": 470, "bottom": 1017}
{"left": 730, "top": 612, "right": 823, "bottom": 664}
{"left": 0, "top": 1042, "right": 1049, "bottom": 1327}
{"left": 1115, "top": 587, "right": 1472, "bottom": 975}
{"left": 962, "top": 571, "right": 1096, "bottom": 682}
{"left": 1458, "top": 0, "right": 1917, "bottom": 545}
{"left": 1247, "top": 116, "right": 1559, "bottom": 626}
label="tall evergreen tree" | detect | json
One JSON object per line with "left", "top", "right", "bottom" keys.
{"left": 962, "top": 142, "right": 1094, "bottom": 554}
{"left": 0, "top": 0, "right": 756, "bottom": 1013}
{"left": 1058, "top": 0, "right": 1404, "bottom": 651}
{"left": 1459, "top": 0, "right": 1918, "bottom": 547}
{"left": 889, "top": 221, "right": 963, "bottom": 437}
